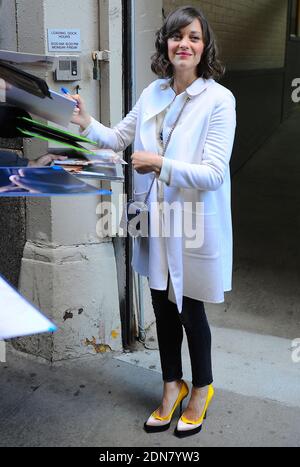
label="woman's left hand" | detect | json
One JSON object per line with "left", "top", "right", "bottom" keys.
{"left": 131, "top": 151, "right": 163, "bottom": 175}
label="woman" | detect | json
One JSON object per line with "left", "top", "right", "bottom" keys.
{"left": 71, "top": 6, "right": 236, "bottom": 438}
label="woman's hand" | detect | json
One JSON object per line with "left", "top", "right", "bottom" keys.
{"left": 69, "top": 94, "right": 92, "bottom": 131}
{"left": 28, "top": 154, "right": 67, "bottom": 167}
{"left": 0, "top": 79, "right": 11, "bottom": 101}
{"left": 0, "top": 79, "right": 11, "bottom": 91}
{"left": 131, "top": 151, "right": 163, "bottom": 175}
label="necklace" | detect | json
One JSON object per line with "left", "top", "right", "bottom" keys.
{"left": 171, "top": 76, "right": 199, "bottom": 95}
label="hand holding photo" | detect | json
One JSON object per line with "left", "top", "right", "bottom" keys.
{"left": 0, "top": 166, "right": 112, "bottom": 196}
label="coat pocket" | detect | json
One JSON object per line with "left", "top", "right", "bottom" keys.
{"left": 182, "top": 211, "right": 220, "bottom": 259}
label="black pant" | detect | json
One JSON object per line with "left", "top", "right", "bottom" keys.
{"left": 150, "top": 288, "right": 213, "bottom": 388}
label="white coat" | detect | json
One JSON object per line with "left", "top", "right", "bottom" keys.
{"left": 82, "top": 77, "right": 237, "bottom": 312}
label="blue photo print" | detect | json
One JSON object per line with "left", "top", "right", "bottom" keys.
{"left": 0, "top": 166, "right": 112, "bottom": 196}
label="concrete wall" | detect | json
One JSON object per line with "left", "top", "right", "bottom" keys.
{"left": 0, "top": 0, "right": 18, "bottom": 51}
{"left": 132, "top": 0, "right": 163, "bottom": 101}
{"left": 5, "top": 0, "right": 123, "bottom": 361}
{"left": 0, "top": 198, "right": 26, "bottom": 288}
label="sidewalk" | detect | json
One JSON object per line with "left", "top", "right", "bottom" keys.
{"left": 0, "top": 329, "right": 299, "bottom": 447}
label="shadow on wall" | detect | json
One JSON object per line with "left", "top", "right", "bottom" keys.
{"left": 222, "top": 68, "right": 285, "bottom": 174}
{"left": 0, "top": 0, "right": 27, "bottom": 287}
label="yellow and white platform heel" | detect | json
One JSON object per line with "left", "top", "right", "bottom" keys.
{"left": 144, "top": 380, "right": 189, "bottom": 434}
{"left": 174, "top": 384, "right": 214, "bottom": 438}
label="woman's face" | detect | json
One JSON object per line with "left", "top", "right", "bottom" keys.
{"left": 167, "top": 18, "right": 205, "bottom": 77}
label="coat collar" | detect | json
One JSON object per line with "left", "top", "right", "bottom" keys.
{"left": 160, "top": 77, "right": 213, "bottom": 97}
{"left": 142, "top": 77, "right": 214, "bottom": 123}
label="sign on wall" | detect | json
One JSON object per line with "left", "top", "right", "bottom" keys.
{"left": 47, "top": 29, "right": 81, "bottom": 52}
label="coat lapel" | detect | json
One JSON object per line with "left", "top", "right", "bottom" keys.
{"left": 141, "top": 81, "right": 175, "bottom": 124}
{"left": 140, "top": 81, "right": 174, "bottom": 152}
{"left": 140, "top": 78, "right": 213, "bottom": 152}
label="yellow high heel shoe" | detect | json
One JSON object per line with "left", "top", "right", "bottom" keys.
{"left": 174, "top": 384, "right": 214, "bottom": 438}
{"left": 144, "top": 380, "right": 189, "bottom": 434}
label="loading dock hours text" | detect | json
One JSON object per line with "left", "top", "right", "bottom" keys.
{"left": 48, "top": 29, "right": 81, "bottom": 52}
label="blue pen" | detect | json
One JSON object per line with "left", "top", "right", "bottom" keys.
{"left": 61, "top": 87, "right": 78, "bottom": 106}
{"left": 61, "top": 87, "right": 71, "bottom": 96}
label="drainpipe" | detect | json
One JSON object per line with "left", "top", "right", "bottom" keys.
{"left": 130, "top": 0, "right": 146, "bottom": 343}
{"left": 121, "top": 0, "right": 135, "bottom": 349}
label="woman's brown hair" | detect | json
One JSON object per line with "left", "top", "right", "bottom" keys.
{"left": 151, "top": 6, "right": 225, "bottom": 81}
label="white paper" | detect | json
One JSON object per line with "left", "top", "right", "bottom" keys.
{"left": 0, "top": 49, "right": 55, "bottom": 68}
{"left": 84, "top": 149, "right": 128, "bottom": 165}
{"left": 5, "top": 86, "right": 76, "bottom": 126}
{"left": 0, "top": 275, "right": 57, "bottom": 340}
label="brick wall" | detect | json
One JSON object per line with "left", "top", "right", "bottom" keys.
{"left": 163, "top": 0, "right": 288, "bottom": 70}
